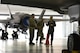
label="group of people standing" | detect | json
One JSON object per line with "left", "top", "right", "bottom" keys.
{"left": 0, "top": 14, "right": 56, "bottom": 46}
{"left": 29, "top": 14, "right": 56, "bottom": 45}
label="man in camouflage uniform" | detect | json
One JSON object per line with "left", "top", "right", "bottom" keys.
{"left": 29, "top": 14, "right": 37, "bottom": 45}
{"left": 36, "top": 18, "right": 44, "bottom": 44}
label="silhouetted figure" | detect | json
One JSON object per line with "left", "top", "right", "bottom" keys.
{"left": 45, "top": 16, "right": 56, "bottom": 45}
{"left": 1, "top": 30, "right": 8, "bottom": 40}
{"left": 4, "top": 31, "right": 8, "bottom": 39}
{"left": 1, "top": 30, "right": 5, "bottom": 40}
{"left": 12, "top": 31, "right": 18, "bottom": 39}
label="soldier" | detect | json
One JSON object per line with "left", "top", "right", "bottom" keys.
{"left": 45, "top": 16, "right": 56, "bottom": 45}
{"left": 29, "top": 14, "right": 37, "bottom": 45}
{"left": 36, "top": 18, "right": 44, "bottom": 44}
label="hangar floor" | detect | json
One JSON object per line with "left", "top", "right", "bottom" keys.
{"left": 0, "top": 38, "right": 67, "bottom": 53}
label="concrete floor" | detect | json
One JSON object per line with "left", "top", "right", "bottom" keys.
{"left": 0, "top": 38, "right": 67, "bottom": 53}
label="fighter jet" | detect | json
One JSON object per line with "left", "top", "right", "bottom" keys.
{"left": 0, "top": 5, "right": 30, "bottom": 34}
{"left": 0, "top": 6, "right": 69, "bottom": 34}
{"left": 0, "top": 6, "right": 46, "bottom": 34}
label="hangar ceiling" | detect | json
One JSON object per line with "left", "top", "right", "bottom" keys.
{"left": 0, "top": 4, "right": 60, "bottom": 15}
{"left": 1, "top": 0, "right": 80, "bottom": 14}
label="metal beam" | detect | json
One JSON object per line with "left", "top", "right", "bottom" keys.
{"left": 0, "top": 14, "right": 63, "bottom": 17}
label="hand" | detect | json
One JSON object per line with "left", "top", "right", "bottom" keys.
{"left": 46, "top": 24, "right": 48, "bottom": 26}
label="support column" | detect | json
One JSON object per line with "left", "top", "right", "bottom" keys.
{"left": 78, "top": 21, "right": 80, "bottom": 35}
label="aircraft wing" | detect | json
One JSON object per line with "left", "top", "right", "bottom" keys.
{"left": 0, "top": 20, "right": 9, "bottom": 23}
{"left": 43, "top": 18, "right": 70, "bottom": 23}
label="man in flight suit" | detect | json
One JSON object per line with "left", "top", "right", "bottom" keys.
{"left": 45, "top": 16, "right": 56, "bottom": 45}
{"left": 29, "top": 14, "right": 37, "bottom": 45}
{"left": 36, "top": 18, "right": 44, "bottom": 44}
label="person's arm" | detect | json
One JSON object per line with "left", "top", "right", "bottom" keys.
{"left": 46, "top": 21, "right": 49, "bottom": 26}
{"left": 34, "top": 19, "right": 37, "bottom": 28}
{"left": 54, "top": 21, "right": 56, "bottom": 26}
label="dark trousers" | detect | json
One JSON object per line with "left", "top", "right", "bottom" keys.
{"left": 51, "top": 32, "right": 54, "bottom": 41}
{"left": 29, "top": 28, "right": 34, "bottom": 43}
{"left": 48, "top": 32, "right": 54, "bottom": 42}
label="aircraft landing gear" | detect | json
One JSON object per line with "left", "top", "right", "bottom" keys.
{"left": 67, "top": 21, "right": 80, "bottom": 52}
{"left": 67, "top": 33, "right": 80, "bottom": 51}
{"left": 62, "top": 5, "right": 80, "bottom": 53}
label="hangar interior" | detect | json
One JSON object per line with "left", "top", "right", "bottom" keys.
{"left": 0, "top": 4, "right": 78, "bottom": 53}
